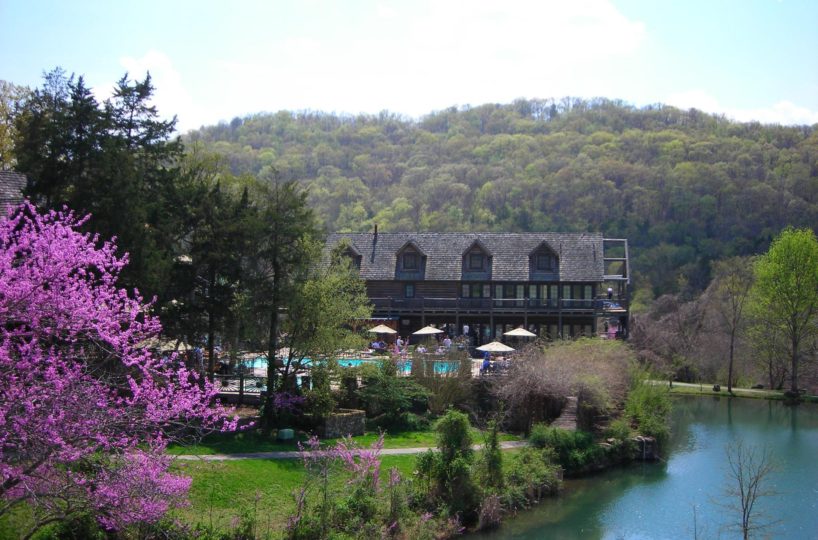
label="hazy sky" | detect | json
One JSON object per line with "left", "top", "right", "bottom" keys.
{"left": 2, "top": 0, "right": 817, "bottom": 133}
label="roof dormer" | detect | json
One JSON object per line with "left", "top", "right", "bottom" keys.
{"left": 395, "top": 240, "right": 426, "bottom": 280}
{"left": 529, "top": 241, "right": 559, "bottom": 280}
{"left": 461, "top": 240, "right": 492, "bottom": 280}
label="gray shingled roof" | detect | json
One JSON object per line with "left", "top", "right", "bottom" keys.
{"left": 0, "top": 170, "right": 26, "bottom": 217}
{"left": 327, "top": 232, "right": 605, "bottom": 282}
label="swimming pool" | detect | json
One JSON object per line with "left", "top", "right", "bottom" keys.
{"left": 241, "top": 356, "right": 460, "bottom": 375}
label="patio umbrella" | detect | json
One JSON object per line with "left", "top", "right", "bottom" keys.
{"left": 368, "top": 324, "right": 397, "bottom": 334}
{"left": 413, "top": 325, "right": 444, "bottom": 336}
{"left": 476, "top": 341, "right": 515, "bottom": 353}
{"left": 503, "top": 327, "right": 537, "bottom": 338}
{"left": 137, "top": 338, "right": 193, "bottom": 352}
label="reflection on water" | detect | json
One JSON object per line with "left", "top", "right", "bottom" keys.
{"left": 478, "top": 396, "right": 818, "bottom": 539}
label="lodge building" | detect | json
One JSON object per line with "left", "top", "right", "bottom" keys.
{"left": 326, "top": 230, "right": 630, "bottom": 344}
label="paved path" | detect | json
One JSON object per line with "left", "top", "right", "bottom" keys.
{"left": 175, "top": 440, "right": 529, "bottom": 461}
{"left": 550, "top": 396, "right": 578, "bottom": 431}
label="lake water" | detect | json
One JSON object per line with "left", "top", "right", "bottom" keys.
{"left": 480, "top": 396, "right": 818, "bottom": 539}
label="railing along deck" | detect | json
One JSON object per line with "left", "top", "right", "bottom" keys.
{"left": 370, "top": 297, "right": 627, "bottom": 314}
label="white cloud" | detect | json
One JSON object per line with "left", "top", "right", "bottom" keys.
{"left": 666, "top": 90, "right": 818, "bottom": 126}
{"left": 206, "top": 0, "right": 647, "bottom": 121}
{"left": 91, "top": 50, "right": 198, "bottom": 133}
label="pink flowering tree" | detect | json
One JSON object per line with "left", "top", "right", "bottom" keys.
{"left": 0, "top": 202, "right": 236, "bottom": 536}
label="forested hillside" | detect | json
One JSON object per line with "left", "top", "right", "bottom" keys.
{"left": 186, "top": 99, "right": 818, "bottom": 297}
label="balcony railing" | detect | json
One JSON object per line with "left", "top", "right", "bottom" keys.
{"left": 371, "top": 297, "right": 627, "bottom": 313}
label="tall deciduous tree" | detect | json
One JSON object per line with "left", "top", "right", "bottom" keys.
{"left": 0, "top": 203, "right": 235, "bottom": 536}
{"left": 0, "top": 80, "right": 30, "bottom": 169}
{"left": 751, "top": 228, "right": 818, "bottom": 395}
{"left": 709, "top": 257, "right": 754, "bottom": 393}
{"left": 280, "top": 246, "right": 372, "bottom": 389}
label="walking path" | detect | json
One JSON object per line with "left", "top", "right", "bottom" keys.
{"left": 550, "top": 396, "right": 578, "bottom": 431}
{"left": 175, "top": 440, "right": 529, "bottom": 461}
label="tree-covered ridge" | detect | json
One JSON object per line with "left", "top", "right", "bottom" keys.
{"left": 186, "top": 99, "right": 818, "bottom": 296}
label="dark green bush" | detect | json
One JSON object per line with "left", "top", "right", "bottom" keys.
{"left": 529, "top": 426, "right": 605, "bottom": 473}
{"left": 503, "top": 447, "right": 561, "bottom": 509}
{"left": 624, "top": 380, "right": 672, "bottom": 446}
{"left": 528, "top": 422, "right": 551, "bottom": 448}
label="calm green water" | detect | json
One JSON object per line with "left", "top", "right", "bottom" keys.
{"left": 480, "top": 396, "right": 818, "bottom": 539}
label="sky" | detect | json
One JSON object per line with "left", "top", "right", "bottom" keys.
{"left": 2, "top": 0, "right": 817, "bottom": 133}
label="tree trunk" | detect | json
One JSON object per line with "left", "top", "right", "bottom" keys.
{"left": 206, "top": 271, "right": 216, "bottom": 383}
{"left": 207, "top": 309, "right": 215, "bottom": 383}
{"left": 728, "top": 328, "right": 735, "bottom": 394}
{"left": 790, "top": 336, "right": 798, "bottom": 395}
{"left": 263, "top": 274, "right": 280, "bottom": 430}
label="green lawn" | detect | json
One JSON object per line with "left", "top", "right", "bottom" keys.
{"left": 173, "top": 454, "right": 420, "bottom": 537}
{"left": 650, "top": 380, "right": 818, "bottom": 403}
{"left": 168, "top": 427, "right": 519, "bottom": 456}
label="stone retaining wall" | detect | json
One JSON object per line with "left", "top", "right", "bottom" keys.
{"left": 320, "top": 408, "right": 366, "bottom": 438}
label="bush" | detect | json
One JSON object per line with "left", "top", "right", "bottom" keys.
{"left": 528, "top": 422, "right": 551, "bottom": 448}
{"left": 529, "top": 427, "right": 605, "bottom": 473}
{"left": 605, "top": 417, "right": 633, "bottom": 441}
{"left": 357, "top": 359, "right": 429, "bottom": 428}
{"left": 503, "top": 447, "right": 562, "bottom": 509}
{"left": 624, "top": 379, "right": 672, "bottom": 446}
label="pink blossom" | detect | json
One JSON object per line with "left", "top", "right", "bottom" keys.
{"left": 0, "top": 202, "right": 236, "bottom": 534}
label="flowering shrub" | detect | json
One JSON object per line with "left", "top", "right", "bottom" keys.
{"left": 0, "top": 203, "right": 236, "bottom": 535}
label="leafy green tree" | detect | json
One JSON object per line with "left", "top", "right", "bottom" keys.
{"left": 750, "top": 228, "right": 818, "bottom": 395}
{"left": 14, "top": 69, "right": 184, "bottom": 300}
{"left": 0, "top": 80, "right": 29, "bottom": 168}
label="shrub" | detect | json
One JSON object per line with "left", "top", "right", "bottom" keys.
{"left": 529, "top": 427, "right": 606, "bottom": 473}
{"left": 528, "top": 422, "right": 551, "bottom": 448}
{"left": 605, "top": 417, "right": 633, "bottom": 441}
{"left": 475, "top": 419, "right": 504, "bottom": 491}
{"left": 503, "top": 447, "right": 561, "bottom": 509}
{"left": 357, "top": 359, "right": 429, "bottom": 428}
{"left": 624, "top": 379, "right": 672, "bottom": 446}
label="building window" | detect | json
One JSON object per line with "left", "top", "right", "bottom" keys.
{"left": 468, "top": 253, "right": 484, "bottom": 270}
{"left": 405, "top": 283, "right": 415, "bottom": 298}
{"left": 462, "top": 283, "right": 490, "bottom": 298}
{"left": 403, "top": 252, "right": 418, "bottom": 270}
{"left": 536, "top": 253, "right": 555, "bottom": 270}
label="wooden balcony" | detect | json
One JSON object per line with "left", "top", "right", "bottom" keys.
{"left": 370, "top": 297, "right": 628, "bottom": 316}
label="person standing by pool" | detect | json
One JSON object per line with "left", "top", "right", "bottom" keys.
{"left": 396, "top": 335, "right": 404, "bottom": 350}
{"left": 481, "top": 351, "right": 491, "bottom": 374}
{"left": 443, "top": 335, "right": 452, "bottom": 349}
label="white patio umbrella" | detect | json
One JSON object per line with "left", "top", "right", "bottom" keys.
{"left": 138, "top": 338, "right": 193, "bottom": 352}
{"left": 476, "top": 341, "right": 516, "bottom": 353}
{"left": 413, "top": 325, "right": 444, "bottom": 336}
{"left": 503, "top": 327, "right": 537, "bottom": 338}
{"left": 368, "top": 324, "right": 397, "bottom": 334}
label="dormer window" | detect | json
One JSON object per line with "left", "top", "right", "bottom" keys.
{"left": 403, "top": 252, "right": 418, "bottom": 271}
{"left": 462, "top": 240, "right": 492, "bottom": 277}
{"left": 469, "top": 253, "right": 484, "bottom": 271}
{"left": 536, "top": 253, "right": 556, "bottom": 271}
{"left": 530, "top": 242, "right": 559, "bottom": 276}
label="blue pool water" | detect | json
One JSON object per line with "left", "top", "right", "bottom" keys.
{"left": 241, "top": 356, "right": 459, "bottom": 375}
